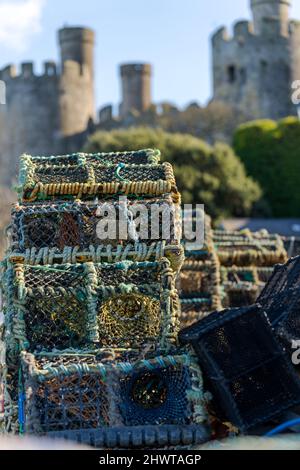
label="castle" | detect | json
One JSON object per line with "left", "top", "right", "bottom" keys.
{"left": 211, "top": 0, "right": 300, "bottom": 120}
{"left": 0, "top": 27, "right": 96, "bottom": 185}
{"left": 0, "top": 0, "right": 299, "bottom": 185}
{"left": 0, "top": 24, "right": 155, "bottom": 186}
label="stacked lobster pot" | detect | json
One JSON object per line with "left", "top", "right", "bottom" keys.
{"left": 179, "top": 212, "right": 221, "bottom": 328}
{"left": 0, "top": 149, "right": 210, "bottom": 448}
{"left": 213, "top": 229, "right": 287, "bottom": 309}
{"left": 179, "top": 216, "right": 287, "bottom": 327}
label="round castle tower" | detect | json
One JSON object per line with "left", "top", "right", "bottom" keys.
{"left": 120, "top": 63, "right": 152, "bottom": 118}
{"left": 211, "top": 0, "right": 300, "bottom": 121}
{"left": 0, "top": 26, "right": 95, "bottom": 185}
{"left": 251, "top": 0, "right": 291, "bottom": 36}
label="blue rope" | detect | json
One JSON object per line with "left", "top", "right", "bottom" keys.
{"left": 265, "top": 418, "right": 300, "bottom": 437}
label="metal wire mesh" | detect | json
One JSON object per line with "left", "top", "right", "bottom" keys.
{"left": 179, "top": 304, "right": 300, "bottom": 431}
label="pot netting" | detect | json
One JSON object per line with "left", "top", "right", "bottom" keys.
{"left": 21, "top": 353, "right": 204, "bottom": 434}
{"left": 257, "top": 258, "right": 300, "bottom": 352}
{"left": 179, "top": 304, "right": 300, "bottom": 431}
{"left": 15, "top": 263, "right": 89, "bottom": 352}
{"left": 119, "top": 364, "right": 191, "bottom": 426}
{"left": 32, "top": 373, "right": 109, "bottom": 432}
{"left": 19, "top": 154, "right": 176, "bottom": 202}
{"left": 11, "top": 197, "right": 179, "bottom": 252}
{"left": 258, "top": 256, "right": 300, "bottom": 319}
{"left": 213, "top": 230, "right": 287, "bottom": 267}
{"left": 22, "top": 150, "right": 160, "bottom": 168}
{"left": 9, "top": 259, "right": 179, "bottom": 353}
{"left": 97, "top": 293, "right": 161, "bottom": 347}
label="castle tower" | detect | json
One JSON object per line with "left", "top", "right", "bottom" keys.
{"left": 58, "top": 26, "right": 95, "bottom": 137}
{"left": 0, "top": 26, "right": 96, "bottom": 186}
{"left": 211, "top": 0, "right": 297, "bottom": 121}
{"left": 58, "top": 26, "right": 95, "bottom": 77}
{"left": 251, "top": 0, "right": 291, "bottom": 36}
{"left": 120, "top": 63, "right": 152, "bottom": 118}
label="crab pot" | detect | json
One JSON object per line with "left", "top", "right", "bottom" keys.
{"left": 20, "top": 351, "right": 210, "bottom": 447}
{"left": 179, "top": 299, "right": 215, "bottom": 329}
{"left": 179, "top": 252, "right": 221, "bottom": 328}
{"left": 259, "top": 287, "right": 300, "bottom": 353}
{"left": 19, "top": 152, "right": 178, "bottom": 203}
{"left": 11, "top": 196, "right": 180, "bottom": 253}
{"left": 213, "top": 230, "right": 287, "bottom": 267}
{"left": 258, "top": 256, "right": 300, "bottom": 322}
{"left": 6, "top": 258, "right": 179, "bottom": 355}
{"left": 219, "top": 267, "right": 261, "bottom": 308}
{"left": 179, "top": 304, "right": 300, "bottom": 431}
{"left": 20, "top": 149, "right": 161, "bottom": 168}
{"left": 257, "top": 258, "right": 300, "bottom": 352}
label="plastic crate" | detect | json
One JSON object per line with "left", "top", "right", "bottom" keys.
{"left": 258, "top": 256, "right": 300, "bottom": 321}
{"left": 257, "top": 258, "right": 300, "bottom": 352}
{"left": 179, "top": 304, "right": 300, "bottom": 431}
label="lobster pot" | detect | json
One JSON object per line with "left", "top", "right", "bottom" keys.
{"left": 20, "top": 149, "right": 161, "bottom": 167}
{"left": 6, "top": 258, "right": 179, "bottom": 355}
{"left": 19, "top": 153, "right": 178, "bottom": 203}
{"left": 181, "top": 210, "right": 214, "bottom": 256}
{"left": 213, "top": 229, "right": 287, "bottom": 267}
{"left": 263, "top": 287, "right": 300, "bottom": 353}
{"left": 11, "top": 196, "right": 181, "bottom": 253}
{"left": 179, "top": 304, "right": 300, "bottom": 431}
{"left": 257, "top": 257, "right": 300, "bottom": 353}
{"left": 20, "top": 351, "right": 210, "bottom": 448}
{"left": 179, "top": 301, "right": 214, "bottom": 329}
{"left": 179, "top": 256, "right": 221, "bottom": 328}
{"left": 258, "top": 256, "right": 300, "bottom": 317}
{"left": 219, "top": 266, "right": 274, "bottom": 308}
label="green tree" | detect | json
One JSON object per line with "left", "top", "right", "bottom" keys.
{"left": 84, "top": 127, "right": 261, "bottom": 220}
{"left": 233, "top": 117, "right": 300, "bottom": 217}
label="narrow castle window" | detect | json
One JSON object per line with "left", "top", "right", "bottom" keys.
{"left": 227, "top": 65, "right": 236, "bottom": 84}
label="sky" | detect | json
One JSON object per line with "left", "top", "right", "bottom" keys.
{"left": 0, "top": 0, "right": 300, "bottom": 112}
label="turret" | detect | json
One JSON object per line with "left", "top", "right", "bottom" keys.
{"left": 58, "top": 26, "right": 95, "bottom": 77}
{"left": 250, "top": 0, "right": 291, "bottom": 36}
{"left": 120, "top": 63, "right": 152, "bottom": 118}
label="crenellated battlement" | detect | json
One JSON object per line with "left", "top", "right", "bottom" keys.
{"left": 233, "top": 20, "right": 254, "bottom": 38}
{"left": 0, "top": 25, "right": 95, "bottom": 186}
{"left": 212, "top": 21, "right": 255, "bottom": 47}
{"left": 211, "top": 26, "right": 230, "bottom": 45}
{"left": 0, "top": 62, "right": 59, "bottom": 81}
{"left": 0, "top": 58, "right": 94, "bottom": 83}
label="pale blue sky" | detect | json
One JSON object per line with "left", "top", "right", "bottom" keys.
{"left": 0, "top": 0, "right": 299, "bottom": 111}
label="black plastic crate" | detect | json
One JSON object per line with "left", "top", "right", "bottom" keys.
{"left": 179, "top": 304, "right": 300, "bottom": 431}
{"left": 258, "top": 256, "right": 300, "bottom": 321}
{"left": 257, "top": 257, "right": 300, "bottom": 352}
